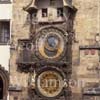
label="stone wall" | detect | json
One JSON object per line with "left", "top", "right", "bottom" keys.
{"left": 73, "top": 0, "right": 100, "bottom": 45}
{"left": 10, "top": 0, "right": 100, "bottom": 100}
{"left": 10, "top": 0, "right": 30, "bottom": 100}
{"left": 72, "top": 0, "right": 100, "bottom": 99}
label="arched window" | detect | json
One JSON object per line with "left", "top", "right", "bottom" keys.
{"left": 0, "top": 66, "right": 9, "bottom": 100}
{"left": 0, "top": 76, "right": 3, "bottom": 99}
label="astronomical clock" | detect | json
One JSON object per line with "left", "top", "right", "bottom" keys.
{"left": 35, "top": 26, "right": 67, "bottom": 61}
{"left": 17, "top": 0, "right": 77, "bottom": 100}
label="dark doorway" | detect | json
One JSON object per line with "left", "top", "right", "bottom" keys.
{"left": 0, "top": 76, "right": 3, "bottom": 99}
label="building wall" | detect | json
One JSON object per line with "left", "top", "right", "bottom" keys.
{"left": 10, "top": 0, "right": 100, "bottom": 100}
{"left": 0, "top": 46, "right": 10, "bottom": 71}
{"left": 72, "top": 0, "right": 100, "bottom": 99}
{"left": 0, "top": 2, "right": 12, "bottom": 100}
{"left": 0, "top": 4, "right": 12, "bottom": 20}
{"left": 9, "top": 1, "right": 30, "bottom": 100}
{"left": 73, "top": 0, "right": 100, "bottom": 79}
{"left": 0, "top": 2, "right": 12, "bottom": 70}
{"left": 73, "top": 0, "right": 100, "bottom": 45}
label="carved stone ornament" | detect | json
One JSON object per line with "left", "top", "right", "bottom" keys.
{"left": 23, "top": 0, "right": 74, "bottom": 13}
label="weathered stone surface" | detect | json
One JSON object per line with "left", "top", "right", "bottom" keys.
{"left": 72, "top": 0, "right": 100, "bottom": 99}
{"left": 10, "top": 0, "right": 100, "bottom": 100}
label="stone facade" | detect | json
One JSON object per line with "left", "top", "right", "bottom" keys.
{"left": 72, "top": 0, "right": 100, "bottom": 99}
{"left": 9, "top": 0, "right": 100, "bottom": 100}
{"left": 0, "top": 1, "right": 12, "bottom": 99}
{"left": 9, "top": 0, "right": 30, "bottom": 100}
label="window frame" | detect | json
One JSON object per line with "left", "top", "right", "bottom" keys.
{"left": 42, "top": 8, "right": 48, "bottom": 17}
{"left": 57, "top": 7, "right": 64, "bottom": 17}
{"left": 0, "top": 20, "right": 10, "bottom": 45}
{"left": 0, "top": 0, "right": 11, "bottom": 4}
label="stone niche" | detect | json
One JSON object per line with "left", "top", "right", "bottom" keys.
{"left": 78, "top": 46, "right": 100, "bottom": 77}
{"left": 80, "top": 46, "right": 100, "bottom": 64}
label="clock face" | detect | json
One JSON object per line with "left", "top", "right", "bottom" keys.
{"left": 36, "top": 27, "right": 67, "bottom": 61}
{"left": 36, "top": 70, "right": 64, "bottom": 98}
